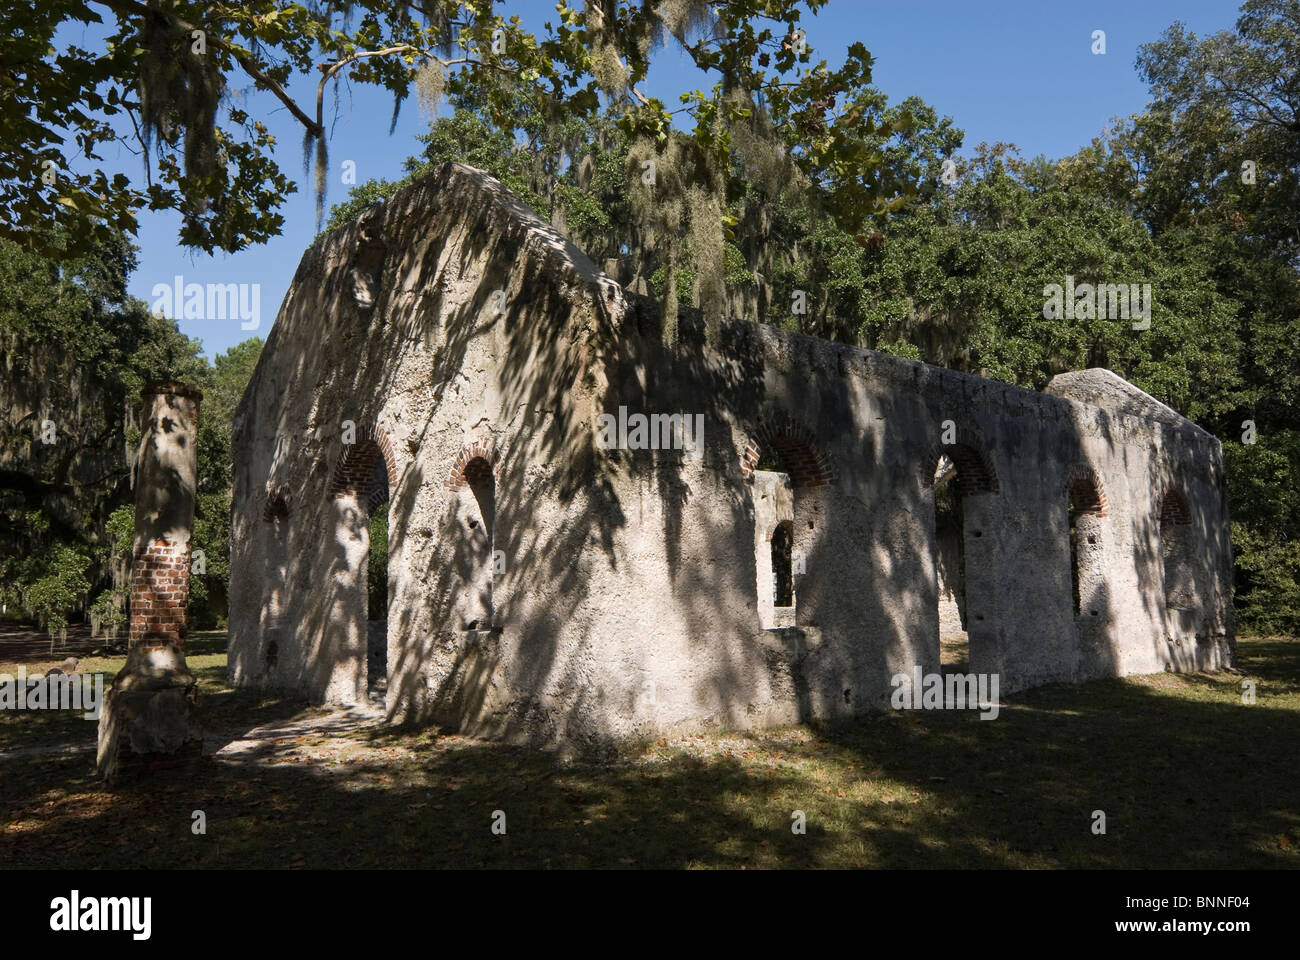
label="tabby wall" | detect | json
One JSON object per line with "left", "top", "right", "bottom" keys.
{"left": 229, "top": 162, "right": 1233, "bottom": 749}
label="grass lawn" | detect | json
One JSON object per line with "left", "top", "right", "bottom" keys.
{"left": 1, "top": 633, "right": 1297, "bottom": 869}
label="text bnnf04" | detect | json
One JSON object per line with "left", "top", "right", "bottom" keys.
{"left": 49, "top": 891, "right": 151, "bottom": 941}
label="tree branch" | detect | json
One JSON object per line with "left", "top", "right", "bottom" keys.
{"left": 1211, "top": 69, "right": 1296, "bottom": 132}
{"left": 93, "top": 0, "right": 324, "bottom": 136}
{"left": 316, "top": 45, "right": 419, "bottom": 132}
{"left": 123, "top": 103, "right": 152, "bottom": 186}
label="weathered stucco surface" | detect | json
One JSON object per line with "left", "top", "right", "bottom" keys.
{"left": 229, "top": 162, "right": 1235, "bottom": 750}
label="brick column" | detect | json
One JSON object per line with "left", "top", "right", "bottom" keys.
{"left": 97, "top": 381, "right": 204, "bottom": 784}
{"left": 128, "top": 381, "right": 201, "bottom": 651}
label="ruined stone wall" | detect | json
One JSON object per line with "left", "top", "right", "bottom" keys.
{"left": 230, "top": 162, "right": 1234, "bottom": 749}
{"left": 551, "top": 310, "right": 1230, "bottom": 739}
{"left": 229, "top": 162, "right": 629, "bottom": 736}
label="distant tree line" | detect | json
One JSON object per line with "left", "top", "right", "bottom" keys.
{"left": 0, "top": 231, "right": 262, "bottom": 641}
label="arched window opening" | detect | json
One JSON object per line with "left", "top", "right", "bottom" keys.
{"left": 1068, "top": 468, "right": 1107, "bottom": 619}
{"left": 366, "top": 455, "right": 391, "bottom": 700}
{"left": 933, "top": 457, "right": 968, "bottom": 670}
{"left": 329, "top": 427, "right": 396, "bottom": 705}
{"left": 927, "top": 443, "right": 997, "bottom": 674}
{"left": 1159, "top": 489, "right": 1197, "bottom": 610}
{"left": 772, "top": 521, "right": 794, "bottom": 608}
{"left": 1069, "top": 518, "right": 1082, "bottom": 616}
{"left": 744, "top": 417, "right": 827, "bottom": 630}
{"left": 458, "top": 454, "right": 497, "bottom": 629}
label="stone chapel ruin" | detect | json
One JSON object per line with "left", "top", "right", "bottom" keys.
{"left": 228, "top": 162, "right": 1235, "bottom": 748}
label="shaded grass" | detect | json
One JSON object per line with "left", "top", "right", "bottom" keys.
{"left": 1, "top": 635, "right": 1297, "bottom": 869}
{"left": 0, "top": 630, "right": 268, "bottom": 754}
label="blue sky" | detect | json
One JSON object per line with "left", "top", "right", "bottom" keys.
{"left": 89, "top": 0, "right": 1244, "bottom": 358}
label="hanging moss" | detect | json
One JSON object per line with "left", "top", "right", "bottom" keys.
{"left": 593, "top": 43, "right": 629, "bottom": 95}
{"left": 687, "top": 184, "right": 725, "bottom": 343}
{"left": 135, "top": 10, "right": 224, "bottom": 199}
{"left": 416, "top": 58, "right": 447, "bottom": 118}
{"left": 726, "top": 89, "right": 799, "bottom": 199}
{"left": 314, "top": 137, "right": 329, "bottom": 226}
{"left": 625, "top": 132, "right": 732, "bottom": 344}
{"left": 656, "top": 0, "right": 718, "bottom": 46}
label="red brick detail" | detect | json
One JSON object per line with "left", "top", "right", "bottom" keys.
{"left": 129, "top": 538, "right": 191, "bottom": 648}
{"left": 1068, "top": 465, "right": 1108, "bottom": 517}
{"left": 740, "top": 413, "right": 833, "bottom": 488}
{"left": 329, "top": 425, "right": 397, "bottom": 506}
{"left": 1159, "top": 487, "right": 1192, "bottom": 526}
{"left": 764, "top": 518, "right": 796, "bottom": 543}
{"left": 924, "top": 441, "right": 999, "bottom": 495}
{"left": 446, "top": 438, "right": 502, "bottom": 492}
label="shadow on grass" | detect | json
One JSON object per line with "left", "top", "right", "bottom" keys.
{"left": 0, "top": 637, "right": 1296, "bottom": 869}
{"left": 813, "top": 635, "right": 1300, "bottom": 869}
{"left": 186, "top": 632, "right": 232, "bottom": 657}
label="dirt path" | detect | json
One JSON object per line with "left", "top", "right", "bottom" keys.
{"left": 0, "top": 620, "right": 105, "bottom": 664}
{"left": 0, "top": 704, "right": 387, "bottom": 766}
{"left": 204, "top": 705, "right": 385, "bottom": 764}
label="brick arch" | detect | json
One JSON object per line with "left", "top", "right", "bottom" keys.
{"left": 446, "top": 437, "right": 502, "bottom": 491}
{"left": 1068, "top": 465, "right": 1109, "bottom": 517}
{"left": 1158, "top": 486, "right": 1192, "bottom": 526}
{"left": 765, "top": 516, "right": 795, "bottom": 543}
{"left": 923, "top": 442, "right": 999, "bottom": 495}
{"left": 329, "top": 424, "right": 397, "bottom": 506}
{"left": 739, "top": 412, "right": 834, "bottom": 488}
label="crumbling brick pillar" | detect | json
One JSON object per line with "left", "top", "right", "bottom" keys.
{"left": 128, "top": 380, "right": 202, "bottom": 649}
{"left": 129, "top": 516, "right": 195, "bottom": 647}
{"left": 97, "top": 381, "right": 204, "bottom": 784}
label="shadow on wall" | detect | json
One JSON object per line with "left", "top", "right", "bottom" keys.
{"left": 344, "top": 197, "right": 643, "bottom": 740}
{"left": 231, "top": 164, "right": 1233, "bottom": 745}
